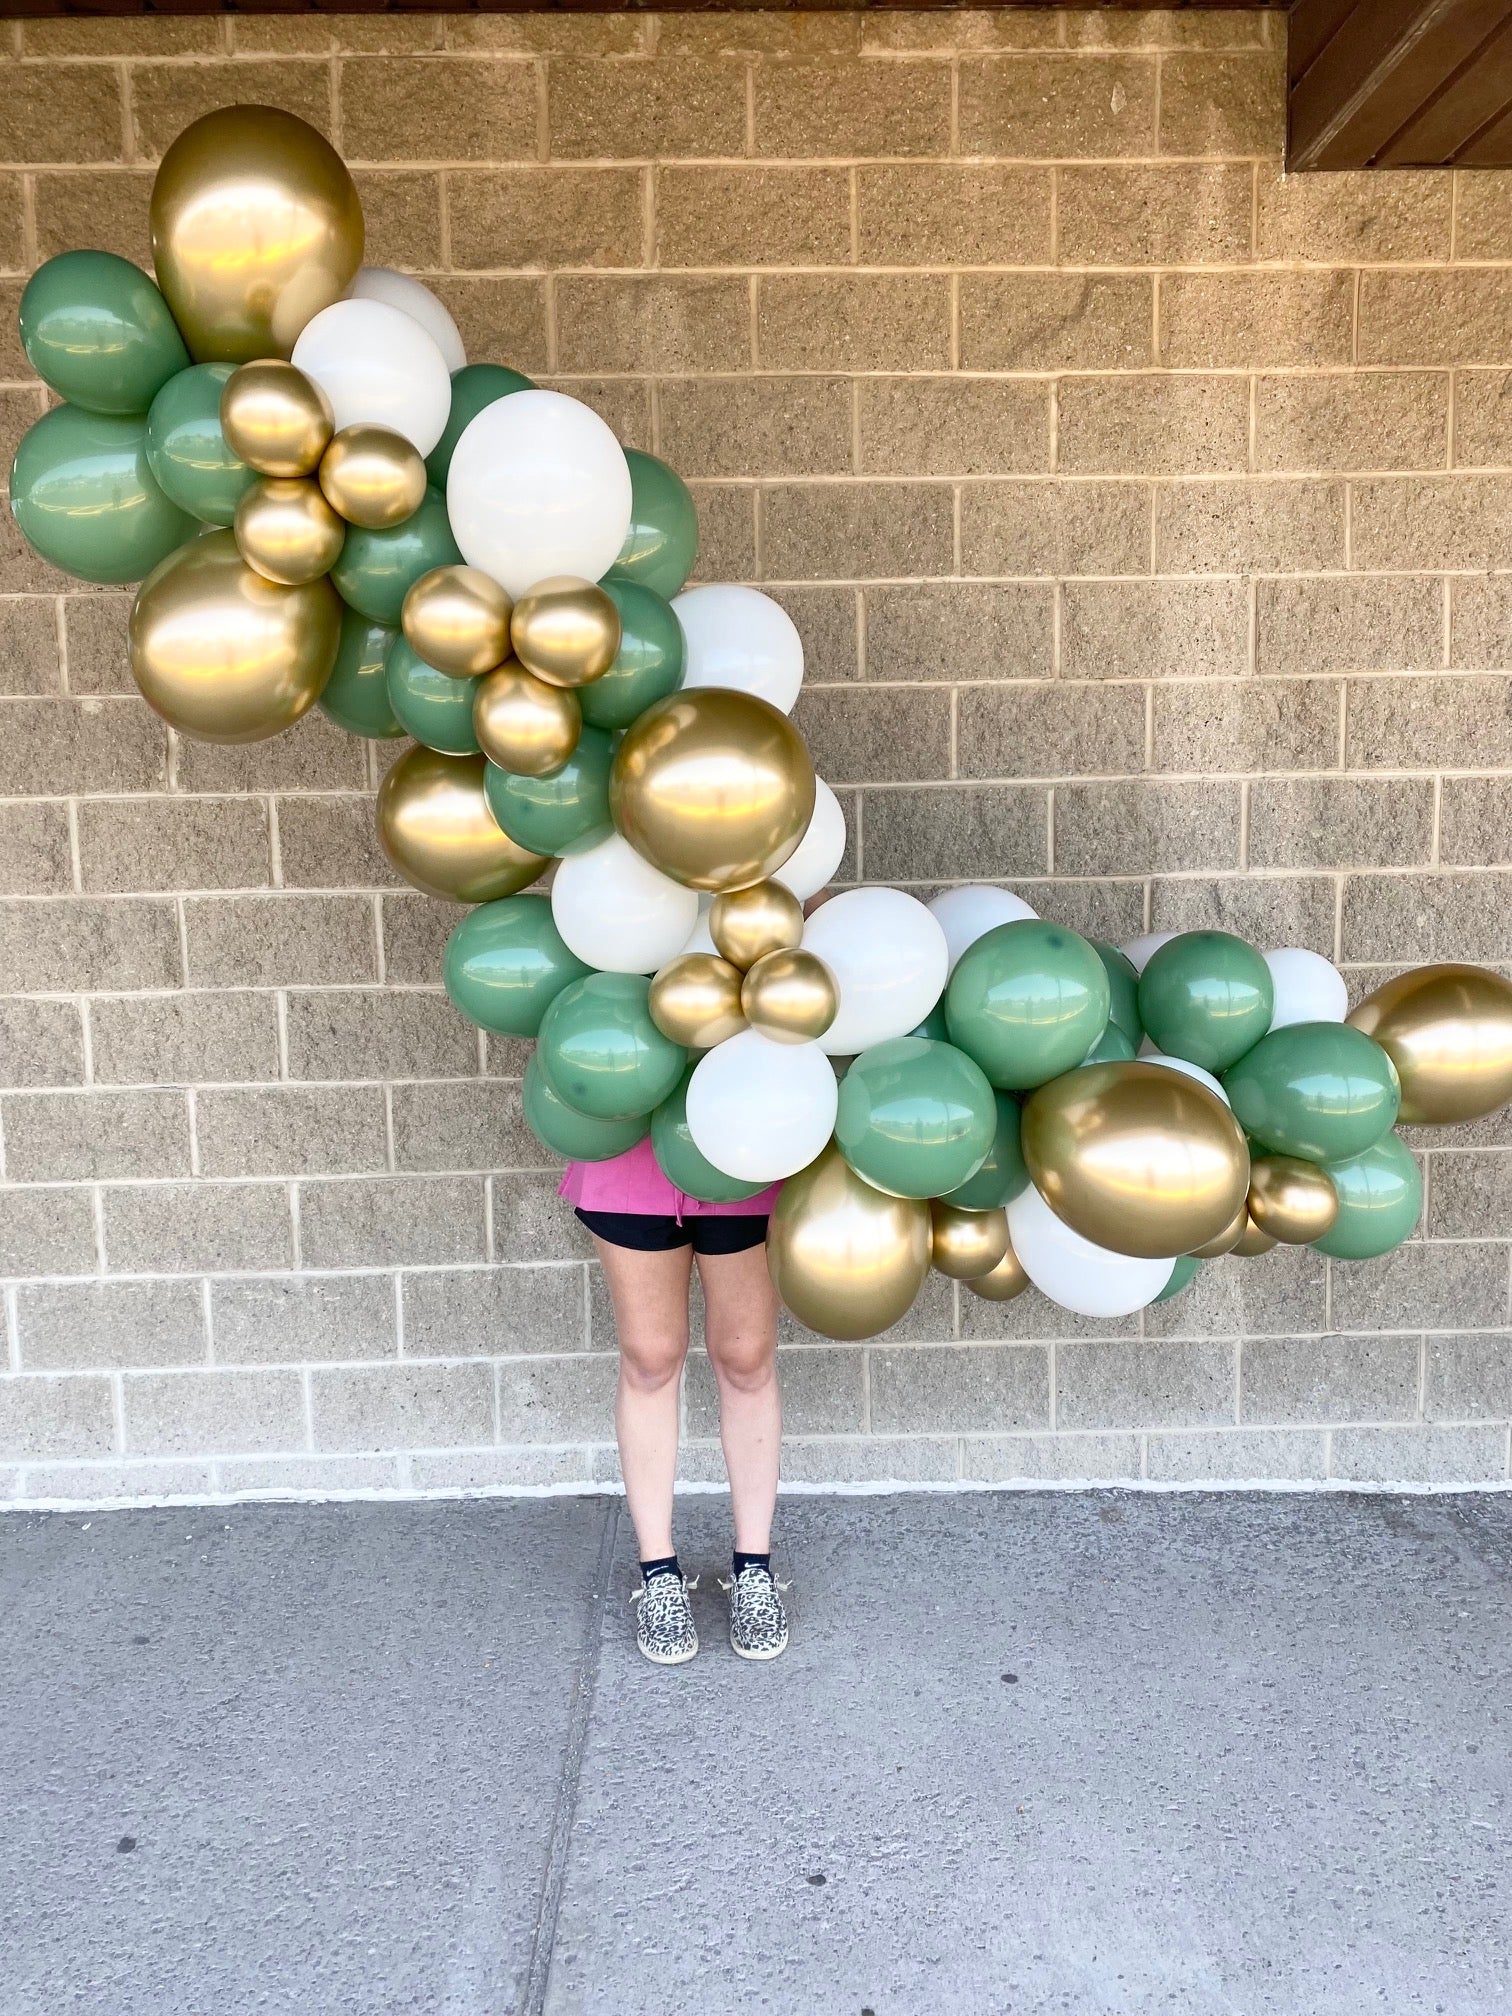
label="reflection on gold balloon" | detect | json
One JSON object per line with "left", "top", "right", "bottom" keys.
{"left": 965, "top": 1241, "right": 1030, "bottom": 1303}
{"left": 1233, "top": 1214, "right": 1277, "bottom": 1258}
{"left": 711, "top": 880, "right": 804, "bottom": 971}
{"left": 377, "top": 746, "right": 546, "bottom": 904}
{"left": 648, "top": 954, "right": 747, "bottom": 1050}
{"left": 741, "top": 948, "right": 837, "bottom": 1046}
{"left": 511, "top": 576, "right": 621, "bottom": 689}
{"left": 128, "top": 529, "right": 339, "bottom": 744}
{"left": 1022, "top": 1060, "right": 1250, "bottom": 1260}
{"left": 473, "top": 661, "right": 581, "bottom": 777}
{"left": 319, "top": 424, "right": 426, "bottom": 529}
{"left": 235, "top": 476, "right": 345, "bottom": 586}
{"left": 930, "top": 1202, "right": 1010, "bottom": 1281}
{"left": 1247, "top": 1155, "right": 1338, "bottom": 1245}
{"left": 611, "top": 688, "right": 815, "bottom": 894}
{"left": 1189, "top": 1206, "right": 1246, "bottom": 1259}
{"left": 1348, "top": 963, "right": 1512, "bottom": 1126}
{"left": 221, "top": 360, "right": 334, "bottom": 478}
{"left": 402, "top": 565, "right": 513, "bottom": 679}
{"left": 151, "top": 105, "right": 364, "bottom": 362}
{"left": 767, "top": 1145, "right": 930, "bottom": 1342}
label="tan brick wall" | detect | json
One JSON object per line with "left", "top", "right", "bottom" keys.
{"left": 1, "top": 8, "right": 1510, "bottom": 1500}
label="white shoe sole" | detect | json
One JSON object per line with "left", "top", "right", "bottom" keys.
{"left": 730, "top": 1634, "right": 788, "bottom": 1662}
{"left": 638, "top": 1639, "right": 698, "bottom": 1666}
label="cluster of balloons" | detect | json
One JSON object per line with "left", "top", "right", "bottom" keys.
{"left": 13, "top": 104, "right": 1512, "bottom": 1346}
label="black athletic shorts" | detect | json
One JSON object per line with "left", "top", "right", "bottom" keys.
{"left": 575, "top": 1208, "right": 769, "bottom": 1255}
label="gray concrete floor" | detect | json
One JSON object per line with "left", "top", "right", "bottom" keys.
{"left": 3, "top": 1491, "right": 1510, "bottom": 2016}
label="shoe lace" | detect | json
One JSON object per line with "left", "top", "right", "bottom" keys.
{"left": 630, "top": 1573, "right": 697, "bottom": 1628}
{"left": 719, "top": 1564, "right": 789, "bottom": 1625}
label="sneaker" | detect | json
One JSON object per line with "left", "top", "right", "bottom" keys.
{"left": 720, "top": 1562, "right": 790, "bottom": 1662}
{"left": 630, "top": 1571, "right": 699, "bottom": 1666}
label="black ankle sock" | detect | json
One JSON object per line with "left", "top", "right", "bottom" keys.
{"left": 732, "top": 1550, "right": 771, "bottom": 1577}
{"left": 640, "top": 1554, "right": 680, "bottom": 1584}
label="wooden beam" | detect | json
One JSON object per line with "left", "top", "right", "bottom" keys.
{"left": 1288, "top": 0, "right": 1512, "bottom": 167}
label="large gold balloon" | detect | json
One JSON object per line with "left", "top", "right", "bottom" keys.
{"left": 1233, "top": 1214, "right": 1278, "bottom": 1258}
{"left": 741, "top": 948, "right": 838, "bottom": 1046}
{"left": 1348, "top": 964, "right": 1512, "bottom": 1126}
{"left": 611, "top": 689, "right": 816, "bottom": 894}
{"left": 319, "top": 424, "right": 426, "bottom": 530}
{"left": 377, "top": 746, "right": 546, "bottom": 904}
{"left": 511, "top": 576, "right": 621, "bottom": 689}
{"left": 767, "top": 1145, "right": 931, "bottom": 1342}
{"left": 221, "top": 360, "right": 333, "bottom": 478}
{"left": 648, "top": 954, "right": 747, "bottom": 1050}
{"left": 473, "top": 662, "right": 581, "bottom": 777}
{"left": 930, "top": 1203, "right": 1010, "bottom": 1281}
{"left": 151, "top": 105, "right": 364, "bottom": 363}
{"left": 711, "top": 880, "right": 804, "bottom": 971}
{"left": 402, "top": 566, "right": 513, "bottom": 679}
{"left": 965, "top": 1241, "right": 1030, "bottom": 1303}
{"left": 128, "top": 529, "right": 339, "bottom": 744}
{"left": 1247, "top": 1155, "right": 1339, "bottom": 1245}
{"left": 235, "top": 476, "right": 345, "bottom": 586}
{"left": 1022, "top": 1060, "right": 1250, "bottom": 1261}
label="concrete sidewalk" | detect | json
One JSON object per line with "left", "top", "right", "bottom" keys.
{"left": 4, "top": 1491, "right": 1510, "bottom": 2016}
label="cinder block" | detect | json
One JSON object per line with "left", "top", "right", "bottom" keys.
{"left": 34, "top": 170, "right": 153, "bottom": 264}
{"left": 1255, "top": 373, "right": 1448, "bottom": 474}
{"left": 0, "top": 1187, "right": 99, "bottom": 1278}
{"left": 123, "top": 1367, "right": 307, "bottom": 1456}
{"left": 1439, "top": 777, "right": 1512, "bottom": 866}
{"left": 288, "top": 991, "right": 477, "bottom": 1082}
{"left": 758, "top": 276, "right": 951, "bottom": 375}
{"left": 16, "top": 1279, "right": 207, "bottom": 1372}
{"left": 380, "top": 893, "right": 454, "bottom": 986}
{"left": 391, "top": 1080, "right": 543, "bottom": 1172}
{"left": 864, "top": 584, "right": 1053, "bottom": 684}
{"left": 1345, "top": 676, "right": 1512, "bottom": 771}
{"left": 1058, "top": 374, "right": 1249, "bottom": 476}
{"left": 959, "top": 1431, "right": 1142, "bottom": 1481}
{"left": 2, "top": 1089, "right": 190, "bottom": 1182}
{"left": 1150, "top": 679, "right": 1341, "bottom": 775}
{"left": 1330, "top": 1242, "right": 1508, "bottom": 1335}
{"left": 684, "top": 485, "right": 756, "bottom": 581}
{"left": 351, "top": 170, "right": 443, "bottom": 268}
{"left": 0, "top": 804, "right": 72, "bottom": 898}
{"left": 869, "top": 1343, "right": 1050, "bottom": 1434}
{"left": 1359, "top": 270, "right": 1512, "bottom": 367}
{"left": 0, "top": 999, "right": 86, "bottom": 1089}
{"left": 492, "top": 1173, "right": 588, "bottom": 1264}
{"left": 25, "top": 16, "right": 221, "bottom": 53}
{"left": 401, "top": 1264, "right": 586, "bottom": 1355}
{"left": 549, "top": 57, "right": 745, "bottom": 159}
{"left": 297, "top": 1176, "right": 486, "bottom": 1269}
{"left": 1241, "top": 1333, "right": 1421, "bottom": 1425}
{"left": 90, "top": 993, "right": 281, "bottom": 1088}
{"left": 1156, "top": 478, "right": 1346, "bottom": 573}
{"left": 753, "top": 56, "right": 949, "bottom": 156}
{"left": 76, "top": 798, "right": 270, "bottom": 894}
{"left": 132, "top": 61, "right": 330, "bottom": 160}
{"left": 451, "top": 12, "right": 647, "bottom": 50}
{"left": 1427, "top": 1153, "right": 1512, "bottom": 1239}
{"left": 211, "top": 1273, "right": 396, "bottom": 1364}
{"left": 1256, "top": 575, "right": 1444, "bottom": 676}
{"left": 409, "top": 1446, "right": 591, "bottom": 1489}
{"left": 0, "top": 599, "right": 63, "bottom": 697}
{"left": 1013, "top": 879, "right": 1146, "bottom": 943}
{"left": 1054, "top": 780, "right": 1241, "bottom": 877}
{"left": 275, "top": 796, "right": 397, "bottom": 891}
{"left": 497, "top": 1353, "right": 620, "bottom": 1441}
{"left": 1149, "top": 873, "right": 1338, "bottom": 954}
{"left": 174, "top": 715, "right": 367, "bottom": 793}
{"left": 311, "top": 1359, "right": 495, "bottom": 1449}
{"left": 962, "top": 683, "right": 1146, "bottom": 779}
{"left": 1058, "top": 163, "right": 1253, "bottom": 265}
{"left": 1257, "top": 166, "right": 1449, "bottom": 263}
{"left": 1423, "top": 1334, "right": 1512, "bottom": 1421}
{"left": 1057, "top": 1336, "right": 1236, "bottom": 1430}
{"left": 857, "top": 379, "right": 1049, "bottom": 481}
{"left": 1449, "top": 575, "right": 1512, "bottom": 668}
{"left": 656, "top": 164, "right": 848, "bottom": 267}
{"left": 960, "top": 1279, "right": 1137, "bottom": 1344}
{"left": 0, "top": 1376, "right": 115, "bottom": 1459}
{"left": 960, "top": 481, "right": 1151, "bottom": 578}
{"left": 1062, "top": 578, "right": 1248, "bottom": 682}
{"left": 856, "top": 164, "right": 1051, "bottom": 265}
{"left": 340, "top": 56, "right": 535, "bottom": 162}
{"left": 422, "top": 277, "right": 547, "bottom": 376}
{"left": 103, "top": 1183, "right": 293, "bottom": 1276}
{"left": 791, "top": 686, "right": 952, "bottom": 785}
{"left": 1160, "top": 272, "right": 1353, "bottom": 369}
{"left": 1330, "top": 1423, "right": 1507, "bottom": 1484}
{"left": 1351, "top": 476, "right": 1512, "bottom": 572}
{"left": 216, "top": 1452, "right": 403, "bottom": 1494}
{"left": 1158, "top": 51, "right": 1285, "bottom": 155}
{"left": 0, "top": 697, "right": 168, "bottom": 798}
{"left": 185, "top": 895, "right": 378, "bottom": 988}
{"left": 1452, "top": 369, "right": 1512, "bottom": 468}
{"left": 61, "top": 596, "right": 132, "bottom": 698}
{"left": 765, "top": 588, "right": 860, "bottom": 684}
{"left": 1248, "top": 778, "right": 1434, "bottom": 871}
{"left": 0, "top": 64, "right": 125, "bottom": 163}
{"left": 449, "top": 167, "right": 644, "bottom": 269}
{"left": 778, "top": 1435, "right": 960, "bottom": 1483}
{"left": 1342, "top": 871, "right": 1512, "bottom": 965}
{"left": 659, "top": 378, "right": 852, "bottom": 481}
{"left": 1145, "top": 1427, "right": 1327, "bottom": 1481}
{"left": 196, "top": 1086, "right": 389, "bottom": 1178}
{"left": 763, "top": 486, "right": 955, "bottom": 583}
{"left": 555, "top": 276, "right": 751, "bottom": 374}
{"left": 959, "top": 274, "right": 1155, "bottom": 373}
{"left": 861, "top": 785, "right": 1049, "bottom": 885}
{"left": 685, "top": 1344, "right": 863, "bottom": 1437}
{"left": 21, "top": 1458, "right": 215, "bottom": 1501}
{"left": 958, "top": 54, "right": 1157, "bottom": 156}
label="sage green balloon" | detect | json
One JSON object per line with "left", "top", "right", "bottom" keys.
{"left": 538, "top": 972, "right": 686, "bottom": 1122}
{"left": 1138, "top": 931, "right": 1274, "bottom": 1073}
{"left": 938, "top": 1090, "right": 1027, "bottom": 1211}
{"left": 10, "top": 405, "right": 196, "bottom": 584}
{"left": 319, "top": 607, "right": 403, "bottom": 740}
{"left": 908, "top": 1002, "right": 950, "bottom": 1043}
{"left": 145, "top": 362, "right": 255, "bottom": 525}
{"left": 443, "top": 894, "right": 591, "bottom": 1037}
{"left": 1154, "top": 1255, "right": 1201, "bottom": 1302}
{"left": 1083, "top": 1021, "right": 1138, "bottom": 1065}
{"left": 945, "top": 920, "right": 1110, "bottom": 1092}
{"left": 1093, "top": 940, "right": 1143, "bottom": 1046}
{"left": 484, "top": 726, "right": 614, "bottom": 858}
{"left": 330, "top": 486, "right": 462, "bottom": 626}
{"left": 606, "top": 449, "right": 699, "bottom": 600}
{"left": 20, "top": 250, "right": 189, "bottom": 416}
{"left": 1223, "top": 1021, "right": 1400, "bottom": 1163}
{"left": 523, "top": 1053, "right": 648, "bottom": 1162}
{"left": 835, "top": 1036, "right": 997, "bottom": 1201}
{"left": 1314, "top": 1136, "right": 1422, "bottom": 1260}
{"left": 426, "top": 363, "right": 533, "bottom": 488}
{"left": 579, "top": 581, "right": 685, "bottom": 732}
{"left": 385, "top": 635, "right": 480, "bottom": 754}
{"left": 651, "top": 1067, "right": 768, "bottom": 1205}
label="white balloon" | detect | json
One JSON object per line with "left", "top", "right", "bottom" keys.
{"left": 290, "top": 298, "right": 453, "bottom": 457}
{"left": 927, "top": 884, "right": 1039, "bottom": 973}
{"left": 550, "top": 833, "right": 698, "bottom": 976}
{"left": 349, "top": 267, "right": 466, "bottom": 373}
{"left": 679, "top": 897, "right": 717, "bottom": 957}
{"left": 685, "top": 1032, "right": 838, "bottom": 1184}
{"left": 1007, "top": 1182, "right": 1174, "bottom": 1318}
{"left": 673, "top": 585, "right": 804, "bottom": 714}
{"left": 1265, "top": 946, "right": 1348, "bottom": 1031}
{"left": 1121, "top": 929, "right": 1180, "bottom": 975}
{"left": 771, "top": 778, "right": 846, "bottom": 901}
{"left": 448, "top": 390, "right": 632, "bottom": 599}
{"left": 801, "top": 888, "right": 948, "bottom": 1056}
{"left": 1137, "top": 1045, "right": 1232, "bottom": 1107}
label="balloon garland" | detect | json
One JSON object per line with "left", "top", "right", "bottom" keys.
{"left": 12, "top": 105, "right": 1512, "bottom": 1344}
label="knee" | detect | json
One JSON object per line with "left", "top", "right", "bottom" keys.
{"left": 618, "top": 1333, "right": 687, "bottom": 1394}
{"left": 707, "top": 1330, "right": 777, "bottom": 1397}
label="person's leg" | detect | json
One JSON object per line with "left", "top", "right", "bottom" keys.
{"left": 696, "top": 1236, "right": 782, "bottom": 1554}
{"left": 590, "top": 1232, "right": 693, "bottom": 1562}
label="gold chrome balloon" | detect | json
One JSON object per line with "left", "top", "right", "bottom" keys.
{"left": 510, "top": 576, "right": 621, "bottom": 689}
{"left": 711, "top": 880, "right": 804, "bottom": 971}
{"left": 767, "top": 1145, "right": 931, "bottom": 1342}
{"left": 1348, "top": 963, "right": 1512, "bottom": 1126}
{"left": 648, "top": 954, "right": 747, "bottom": 1050}
{"left": 221, "top": 360, "right": 334, "bottom": 478}
{"left": 965, "top": 1241, "right": 1030, "bottom": 1303}
{"left": 128, "top": 529, "right": 339, "bottom": 744}
{"left": 611, "top": 689, "right": 816, "bottom": 894}
{"left": 1247, "top": 1155, "right": 1339, "bottom": 1246}
{"left": 377, "top": 746, "right": 546, "bottom": 904}
{"left": 151, "top": 105, "right": 364, "bottom": 362}
{"left": 234, "top": 476, "right": 345, "bottom": 586}
{"left": 473, "top": 661, "right": 581, "bottom": 778}
{"left": 1022, "top": 1060, "right": 1250, "bottom": 1261}
{"left": 1233, "top": 1214, "right": 1278, "bottom": 1258}
{"left": 318, "top": 424, "right": 426, "bottom": 530}
{"left": 1189, "top": 1206, "right": 1246, "bottom": 1259}
{"left": 741, "top": 948, "right": 838, "bottom": 1046}
{"left": 930, "top": 1203, "right": 1010, "bottom": 1281}
{"left": 402, "top": 565, "right": 513, "bottom": 679}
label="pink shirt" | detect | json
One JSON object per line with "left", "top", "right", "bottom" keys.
{"left": 558, "top": 1136, "right": 778, "bottom": 1219}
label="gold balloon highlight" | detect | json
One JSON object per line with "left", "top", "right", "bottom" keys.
{"left": 1247, "top": 1155, "right": 1339, "bottom": 1246}
{"left": 1348, "top": 963, "right": 1512, "bottom": 1127}
{"left": 377, "top": 746, "right": 546, "bottom": 905}
{"left": 151, "top": 105, "right": 364, "bottom": 363}
{"left": 128, "top": 529, "right": 339, "bottom": 744}
{"left": 510, "top": 577, "right": 621, "bottom": 689}
{"left": 611, "top": 689, "right": 816, "bottom": 894}
{"left": 221, "top": 360, "right": 334, "bottom": 478}
{"left": 711, "top": 880, "right": 804, "bottom": 971}
{"left": 235, "top": 476, "right": 345, "bottom": 586}
{"left": 1233, "top": 1215, "right": 1278, "bottom": 1258}
{"left": 767, "top": 1145, "right": 931, "bottom": 1342}
{"left": 473, "top": 662, "right": 581, "bottom": 778}
{"left": 402, "top": 566, "right": 513, "bottom": 679}
{"left": 648, "top": 954, "right": 747, "bottom": 1050}
{"left": 741, "top": 948, "right": 838, "bottom": 1046}
{"left": 930, "top": 1203, "right": 1010, "bottom": 1281}
{"left": 1022, "top": 1060, "right": 1250, "bottom": 1261}
{"left": 318, "top": 424, "right": 426, "bottom": 530}
{"left": 965, "top": 1242, "right": 1030, "bottom": 1303}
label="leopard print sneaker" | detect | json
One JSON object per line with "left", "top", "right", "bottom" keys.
{"left": 630, "top": 1570, "right": 699, "bottom": 1666}
{"left": 721, "top": 1562, "right": 789, "bottom": 1662}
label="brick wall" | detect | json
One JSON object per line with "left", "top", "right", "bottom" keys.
{"left": 2, "top": 7, "right": 1510, "bottom": 1502}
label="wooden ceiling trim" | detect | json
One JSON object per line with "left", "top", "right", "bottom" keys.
{"left": 1289, "top": 0, "right": 1512, "bottom": 167}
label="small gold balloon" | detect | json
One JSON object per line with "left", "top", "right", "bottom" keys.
{"left": 473, "top": 661, "right": 582, "bottom": 778}
{"left": 1189, "top": 1206, "right": 1247, "bottom": 1259}
{"left": 318, "top": 424, "right": 426, "bottom": 530}
{"left": 221, "top": 360, "right": 334, "bottom": 478}
{"left": 1233, "top": 1214, "right": 1278, "bottom": 1258}
{"left": 234, "top": 476, "right": 345, "bottom": 587}
{"left": 711, "top": 880, "right": 804, "bottom": 971}
{"left": 648, "top": 954, "right": 748, "bottom": 1050}
{"left": 402, "top": 565, "right": 513, "bottom": 679}
{"left": 741, "top": 948, "right": 838, "bottom": 1046}
{"left": 611, "top": 688, "right": 816, "bottom": 894}
{"left": 965, "top": 1241, "right": 1030, "bottom": 1303}
{"left": 128, "top": 529, "right": 339, "bottom": 745}
{"left": 377, "top": 746, "right": 546, "bottom": 905}
{"left": 510, "top": 576, "right": 622, "bottom": 689}
{"left": 1247, "top": 1155, "right": 1339, "bottom": 1246}
{"left": 930, "top": 1202, "right": 1010, "bottom": 1281}
{"left": 767, "top": 1144, "right": 931, "bottom": 1342}
{"left": 1348, "top": 963, "right": 1512, "bottom": 1126}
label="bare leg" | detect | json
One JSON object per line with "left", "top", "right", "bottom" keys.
{"left": 697, "top": 1242, "right": 782, "bottom": 1554}
{"left": 592, "top": 1236, "right": 693, "bottom": 1561}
